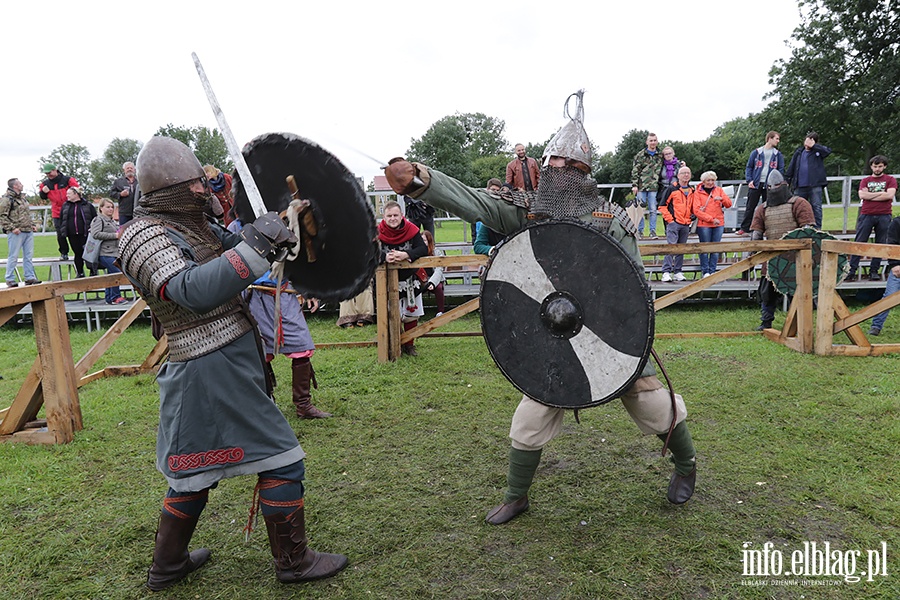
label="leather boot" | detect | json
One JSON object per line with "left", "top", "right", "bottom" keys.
{"left": 264, "top": 506, "right": 348, "bottom": 583}
{"left": 292, "top": 358, "right": 330, "bottom": 418}
{"left": 146, "top": 513, "right": 211, "bottom": 591}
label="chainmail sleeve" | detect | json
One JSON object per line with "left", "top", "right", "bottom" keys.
{"left": 119, "top": 217, "right": 189, "bottom": 298}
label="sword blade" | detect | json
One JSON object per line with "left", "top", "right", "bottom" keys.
{"left": 191, "top": 52, "right": 267, "bottom": 218}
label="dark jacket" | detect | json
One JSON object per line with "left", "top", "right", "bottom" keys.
{"left": 785, "top": 144, "right": 831, "bottom": 189}
{"left": 744, "top": 145, "right": 784, "bottom": 186}
{"left": 109, "top": 176, "right": 140, "bottom": 221}
{"left": 887, "top": 216, "right": 900, "bottom": 269}
{"left": 59, "top": 199, "right": 97, "bottom": 238}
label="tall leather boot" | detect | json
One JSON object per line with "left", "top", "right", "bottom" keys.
{"left": 264, "top": 505, "right": 348, "bottom": 583}
{"left": 146, "top": 513, "right": 211, "bottom": 591}
{"left": 292, "top": 357, "right": 330, "bottom": 418}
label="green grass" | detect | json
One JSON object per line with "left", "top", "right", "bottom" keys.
{"left": 1, "top": 303, "right": 898, "bottom": 599}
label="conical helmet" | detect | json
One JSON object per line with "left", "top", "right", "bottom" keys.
{"left": 136, "top": 136, "right": 205, "bottom": 194}
{"left": 542, "top": 90, "right": 592, "bottom": 169}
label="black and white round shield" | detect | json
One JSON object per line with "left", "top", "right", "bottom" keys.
{"left": 480, "top": 220, "right": 654, "bottom": 409}
{"left": 233, "top": 132, "right": 379, "bottom": 302}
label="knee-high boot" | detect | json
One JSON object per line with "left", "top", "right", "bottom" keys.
{"left": 146, "top": 513, "right": 211, "bottom": 591}
{"left": 264, "top": 504, "right": 348, "bottom": 583}
{"left": 485, "top": 447, "right": 542, "bottom": 525}
{"left": 657, "top": 421, "right": 697, "bottom": 504}
{"left": 292, "top": 357, "right": 330, "bottom": 419}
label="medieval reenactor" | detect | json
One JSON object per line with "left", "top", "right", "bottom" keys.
{"left": 385, "top": 91, "right": 698, "bottom": 525}
{"left": 119, "top": 136, "right": 347, "bottom": 590}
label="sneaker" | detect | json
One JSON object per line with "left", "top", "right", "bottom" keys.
{"left": 868, "top": 327, "right": 881, "bottom": 336}
{"left": 24, "top": 279, "right": 41, "bottom": 285}
{"left": 60, "top": 254, "right": 69, "bottom": 261}
{"left": 108, "top": 297, "right": 129, "bottom": 305}
{"left": 435, "top": 312, "right": 444, "bottom": 317}
{"left": 673, "top": 272, "right": 686, "bottom": 282}
{"left": 650, "top": 235, "right": 659, "bottom": 240}
{"left": 735, "top": 229, "right": 747, "bottom": 236}
{"left": 661, "top": 272, "right": 673, "bottom": 283}
{"left": 4, "top": 281, "right": 16, "bottom": 288}
{"left": 703, "top": 273, "right": 711, "bottom": 279}
{"left": 869, "top": 272, "right": 882, "bottom": 281}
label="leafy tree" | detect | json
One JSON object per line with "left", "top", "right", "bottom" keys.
{"left": 154, "top": 124, "right": 232, "bottom": 173}
{"left": 89, "top": 137, "right": 142, "bottom": 191}
{"left": 407, "top": 113, "right": 508, "bottom": 187}
{"left": 762, "top": 0, "right": 900, "bottom": 173}
{"left": 471, "top": 154, "right": 509, "bottom": 188}
{"left": 39, "top": 144, "right": 93, "bottom": 194}
{"left": 606, "top": 129, "right": 650, "bottom": 186}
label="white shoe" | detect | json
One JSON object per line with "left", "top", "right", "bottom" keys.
{"left": 435, "top": 312, "right": 443, "bottom": 317}
{"left": 673, "top": 272, "right": 686, "bottom": 281}
{"left": 661, "top": 272, "right": 673, "bottom": 282}
{"left": 703, "top": 273, "right": 711, "bottom": 279}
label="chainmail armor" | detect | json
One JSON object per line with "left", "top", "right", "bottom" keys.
{"left": 120, "top": 183, "right": 254, "bottom": 361}
{"left": 529, "top": 166, "right": 601, "bottom": 220}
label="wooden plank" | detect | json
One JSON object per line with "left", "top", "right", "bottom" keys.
{"left": 0, "top": 429, "right": 58, "bottom": 445}
{"left": 78, "top": 370, "right": 109, "bottom": 387}
{"left": 0, "top": 356, "right": 43, "bottom": 435}
{"left": 827, "top": 344, "right": 900, "bottom": 357}
{"left": 140, "top": 334, "right": 169, "bottom": 370}
{"left": 832, "top": 295, "right": 871, "bottom": 347}
{"left": 821, "top": 239, "right": 900, "bottom": 261}
{"left": 32, "top": 296, "right": 81, "bottom": 443}
{"left": 640, "top": 239, "right": 809, "bottom": 256}
{"left": 656, "top": 331, "right": 760, "bottom": 339}
{"left": 814, "top": 253, "right": 840, "bottom": 355}
{"left": 0, "top": 303, "right": 27, "bottom": 328}
{"left": 375, "top": 265, "right": 390, "bottom": 363}
{"left": 315, "top": 341, "right": 378, "bottom": 349}
{"left": 419, "top": 331, "right": 483, "bottom": 338}
{"left": 405, "top": 255, "right": 488, "bottom": 268}
{"left": 654, "top": 251, "right": 782, "bottom": 310}
{"left": 832, "top": 291, "right": 900, "bottom": 334}
{"left": 779, "top": 336, "right": 805, "bottom": 353}
{"left": 74, "top": 299, "right": 149, "bottom": 380}
{"left": 794, "top": 248, "right": 813, "bottom": 352}
{"left": 781, "top": 303, "right": 798, "bottom": 339}
{"left": 399, "top": 298, "right": 480, "bottom": 344}
{"left": 387, "top": 266, "right": 401, "bottom": 361}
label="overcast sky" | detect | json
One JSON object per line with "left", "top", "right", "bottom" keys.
{"left": 2, "top": 0, "right": 801, "bottom": 193}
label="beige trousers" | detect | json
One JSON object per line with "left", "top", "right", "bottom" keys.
{"left": 509, "top": 376, "right": 687, "bottom": 451}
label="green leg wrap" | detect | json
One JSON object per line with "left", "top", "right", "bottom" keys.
{"left": 658, "top": 421, "right": 696, "bottom": 476}
{"left": 504, "top": 448, "right": 542, "bottom": 503}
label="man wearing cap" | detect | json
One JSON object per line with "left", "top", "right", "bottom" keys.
{"left": 39, "top": 163, "right": 79, "bottom": 260}
{"left": 385, "top": 92, "right": 697, "bottom": 525}
{"left": 109, "top": 162, "right": 139, "bottom": 225}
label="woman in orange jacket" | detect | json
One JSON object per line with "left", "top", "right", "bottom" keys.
{"left": 691, "top": 171, "right": 732, "bottom": 277}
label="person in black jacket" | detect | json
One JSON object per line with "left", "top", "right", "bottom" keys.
{"left": 784, "top": 131, "right": 831, "bottom": 229}
{"left": 109, "top": 161, "right": 139, "bottom": 225}
{"left": 59, "top": 187, "right": 98, "bottom": 277}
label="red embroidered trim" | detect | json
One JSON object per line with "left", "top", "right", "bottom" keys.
{"left": 168, "top": 447, "right": 245, "bottom": 472}
{"left": 224, "top": 249, "right": 250, "bottom": 279}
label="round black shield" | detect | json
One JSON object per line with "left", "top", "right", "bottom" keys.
{"left": 767, "top": 227, "right": 849, "bottom": 298}
{"left": 480, "top": 220, "right": 654, "bottom": 408}
{"left": 233, "top": 132, "right": 379, "bottom": 302}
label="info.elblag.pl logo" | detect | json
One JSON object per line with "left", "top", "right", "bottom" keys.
{"left": 741, "top": 541, "right": 889, "bottom": 584}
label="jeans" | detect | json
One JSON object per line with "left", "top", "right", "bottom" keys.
{"left": 97, "top": 255, "right": 122, "bottom": 302}
{"left": 636, "top": 190, "right": 658, "bottom": 236}
{"left": 697, "top": 225, "right": 724, "bottom": 274}
{"left": 849, "top": 213, "right": 891, "bottom": 275}
{"left": 5, "top": 231, "right": 36, "bottom": 283}
{"left": 794, "top": 186, "right": 823, "bottom": 228}
{"left": 663, "top": 222, "right": 690, "bottom": 273}
{"left": 872, "top": 271, "right": 900, "bottom": 331}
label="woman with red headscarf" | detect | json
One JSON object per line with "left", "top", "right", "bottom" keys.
{"left": 378, "top": 200, "right": 428, "bottom": 355}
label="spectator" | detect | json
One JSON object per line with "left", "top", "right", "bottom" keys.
{"left": 421, "top": 230, "right": 446, "bottom": 316}
{"left": 90, "top": 199, "right": 128, "bottom": 304}
{"left": 785, "top": 131, "right": 831, "bottom": 229}
{"left": 692, "top": 171, "right": 732, "bottom": 278}
{"left": 659, "top": 146, "right": 685, "bottom": 190}
{"left": 631, "top": 133, "right": 664, "bottom": 239}
{"left": 474, "top": 178, "right": 506, "bottom": 256}
{"left": 378, "top": 200, "right": 428, "bottom": 356}
{"left": 750, "top": 171, "right": 816, "bottom": 330}
{"left": 868, "top": 213, "right": 900, "bottom": 336}
{"left": 659, "top": 166, "right": 694, "bottom": 282}
{"left": 203, "top": 165, "right": 234, "bottom": 226}
{"left": 505, "top": 144, "right": 540, "bottom": 192}
{"left": 1, "top": 178, "right": 40, "bottom": 286}
{"left": 109, "top": 161, "right": 139, "bottom": 225}
{"left": 847, "top": 155, "right": 897, "bottom": 281}
{"left": 336, "top": 285, "right": 375, "bottom": 328}
{"left": 59, "top": 187, "right": 97, "bottom": 278}
{"left": 739, "top": 131, "right": 783, "bottom": 236}
{"left": 39, "top": 163, "right": 79, "bottom": 260}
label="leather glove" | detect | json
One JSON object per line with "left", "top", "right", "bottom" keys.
{"left": 240, "top": 212, "right": 298, "bottom": 261}
{"left": 384, "top": 158, "right": 429, "bottom": 196}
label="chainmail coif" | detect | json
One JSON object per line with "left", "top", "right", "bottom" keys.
{"left": 138, "top": 181, "right": 222, "bottom": 258}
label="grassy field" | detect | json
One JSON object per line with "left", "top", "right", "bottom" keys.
{"left": 1, "top": 301, "right": 898, "bottom": 599}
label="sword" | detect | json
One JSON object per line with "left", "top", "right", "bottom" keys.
{"left": 191, "top": 52, "right": 267, "bottom": 219}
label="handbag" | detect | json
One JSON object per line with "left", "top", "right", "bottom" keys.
{"left": 82, "top": 232, "right": 101, "bottom": 264}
